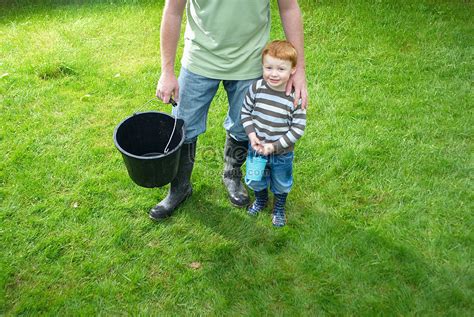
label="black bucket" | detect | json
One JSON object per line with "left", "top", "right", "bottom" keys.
{"left": 113, "top": 111, "right": 185, "bottom": 188}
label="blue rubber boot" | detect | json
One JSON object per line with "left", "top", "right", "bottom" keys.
{"left": 247, "top": 189, "right": 268, "bottom": 216}
{"left": 272, "top": 193, "right": 288, "bottom": 227}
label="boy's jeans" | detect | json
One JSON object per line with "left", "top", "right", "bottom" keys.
{"left": 173, "top": 67, "right": 259, "bottom": 143}
{"left": 245, "top": 148, "right": 294, "bottom": 195}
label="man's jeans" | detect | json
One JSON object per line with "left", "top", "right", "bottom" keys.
{"left": 245, "top": 148, "right": 294, "bottom": 195}
{"left": 173, "top": 67, "right": 259, "bottom": 143}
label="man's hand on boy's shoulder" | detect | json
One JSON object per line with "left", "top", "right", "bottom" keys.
{"left": 286, "top": 67, "right": 308, "bottom": 109}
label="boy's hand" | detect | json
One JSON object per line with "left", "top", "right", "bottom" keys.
{"left": 248, "top": 133, "right": 263, "bottom": 152}
{"left": 261, "top": 143, "right": 275, "bottom": 156}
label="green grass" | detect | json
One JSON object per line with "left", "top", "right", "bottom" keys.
{"left": 1, "top": 0, "right": 473, "bottom": 315}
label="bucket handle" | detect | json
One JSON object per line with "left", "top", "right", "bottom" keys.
{"left": 134, "top": 97, "right": 179, "bottom": 155}
{"left": 137, "top": 97, "right": 177, "bottom": 111}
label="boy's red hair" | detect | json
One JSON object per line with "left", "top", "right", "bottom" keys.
{"left": 262, "top": 40, "right": 297, "bottom": 67}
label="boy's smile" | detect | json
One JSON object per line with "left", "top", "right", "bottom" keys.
{"left": 262, "top": 55, "right": 296, "bottom": 91}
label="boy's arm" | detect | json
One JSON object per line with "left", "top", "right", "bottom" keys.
{"left": 241, "top": 82, "right": 265, "bottom": 152}
{"left": 240, "top": 82, "right": 257, "bottom": 136}
{"left": 273, "top": 102, "right": 307, "bottom": 153}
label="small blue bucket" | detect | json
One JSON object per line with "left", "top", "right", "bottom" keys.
{"left": 245, "top": 155, "right": 268, "bottom": 181}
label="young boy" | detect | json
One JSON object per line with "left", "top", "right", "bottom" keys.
{"left": 240, "top": 40, "right": 307, "bottom": 227}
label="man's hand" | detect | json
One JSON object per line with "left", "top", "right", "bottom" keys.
{"left": 286, "top": 67, "right": 308, "bottom": 109}
{"left": 248, "top": 132, "right": 263, "bottom": 152}
{"left": 156, "top": 72, "right": 179, "bottom": 103}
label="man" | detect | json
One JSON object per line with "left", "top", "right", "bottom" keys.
{"left": 150, "top": 0, "right": 308, "bottom": 220}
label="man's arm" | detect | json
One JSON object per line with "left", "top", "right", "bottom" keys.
{"left": 277, "top": 0, "right": 308, "bottom": 109}
{"left": 156, "top": 0, "right": 186, "bottom": 103}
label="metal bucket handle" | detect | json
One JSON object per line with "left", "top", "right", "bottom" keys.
{"left": 134, "top": 97, "right": 178, "bottom": 154}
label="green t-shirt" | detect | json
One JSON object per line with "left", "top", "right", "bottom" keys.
{"left": 181, "top": 0, "right": 270, "bottom": 80}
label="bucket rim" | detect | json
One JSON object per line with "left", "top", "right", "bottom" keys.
{"left": 113, "top": 111, "right": 185, "bottom": 160}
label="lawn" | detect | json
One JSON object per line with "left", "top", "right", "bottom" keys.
{"left": 1, "top": 0, "right": 473, "bottom": 315}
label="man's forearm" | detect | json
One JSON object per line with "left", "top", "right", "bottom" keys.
{"left": 160, "top": 0, "right": 186, "bottom": 75}
{"left": 278, "top": 0, "right": 305, "bottom": 71}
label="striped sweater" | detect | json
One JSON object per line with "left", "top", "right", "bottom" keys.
{"left": 241, "top": 79, "right": 307, "bottom": 154}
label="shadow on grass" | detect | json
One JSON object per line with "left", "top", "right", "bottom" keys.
{"left": 155, "top": 184, "right": 469, "bottom": 315}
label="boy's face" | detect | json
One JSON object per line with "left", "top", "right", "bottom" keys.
{"left": 262, "top": 54, "right": 296, "bottom": 91}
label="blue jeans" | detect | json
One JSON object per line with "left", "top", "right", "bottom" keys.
{"left": 173, "top": 67, "right": 259, "bottom": 143}
{"left": 245, "top": 148, "right": 294, "bottom": 194}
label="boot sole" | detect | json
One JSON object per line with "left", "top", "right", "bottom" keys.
{"left": 230, "top": 198, "right": 250, "bottom": 208}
